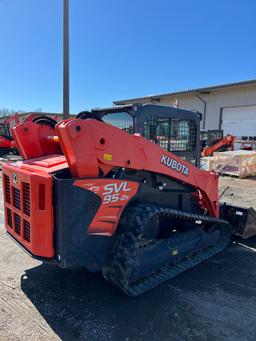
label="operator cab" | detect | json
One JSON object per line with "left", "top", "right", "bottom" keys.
{"left": 88, "top": 104, "right": 202, "bottom": 166}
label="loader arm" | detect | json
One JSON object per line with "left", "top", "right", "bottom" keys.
{"left": 55, "top": 119, "right": 219, "bottom": 218}
{"left": 11, "top": 117, "right": 219, "bottom": 221}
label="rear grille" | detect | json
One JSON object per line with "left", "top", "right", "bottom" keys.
{"left": 5, "top": 177, "right": 31, "bottom": 244}
{"left": 7, "top": 208, "right": 12, "bottom": 227}
{"left": 23, "top": 220, "right": 30, "bottom": 242}
{"left": 23, "top": 183, "right": 30, "bottom": 216}
{"left": 3, "top": 163, "right": 55, "bottom": 256}
{"left": 13, "top": 188, "right": 21, "bottom": 210}
{"left": 4, "top": 175, "right": 11, "bottom": 203}
{"left": 3, "top": 167, "right": 53, "bottom": 257}
{"left": 14, "top": 214, "right": 21, "bottom": 235}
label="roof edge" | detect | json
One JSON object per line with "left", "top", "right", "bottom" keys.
{"left": 113, "top": 79, "right": 256, "bottom": 105}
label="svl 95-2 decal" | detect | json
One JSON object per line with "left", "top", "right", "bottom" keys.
{"left": 102, "top": 182, "right": 131, "bottom": 204}
{"left": 74, "top": 179, "right": 139, "bottom": 235}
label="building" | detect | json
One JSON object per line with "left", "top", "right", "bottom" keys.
{"left": 113, "top": 79, "right": 256, "bottom": 138}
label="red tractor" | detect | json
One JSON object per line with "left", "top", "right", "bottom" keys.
{"left": 2, "top": 104, "right": 256, "bottom": 296}
{"left": 0, "top": 112, "right": 58, "bottom": 156}
{"left": 0, "top": 113, "right": 19, "bottom": 156}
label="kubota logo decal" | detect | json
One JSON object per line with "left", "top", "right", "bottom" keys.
{"left": 161, "top": 154, "right": 189, "bottom": 176}
{"left": 12, "top": 172, "right": 18, "bottom": 184}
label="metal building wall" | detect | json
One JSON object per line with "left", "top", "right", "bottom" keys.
{"left": 159, "top": 95, "right": 205, "bottom": 128}
{"left": 160, "top": 95, "right": 203, "bottom": 113}
{"left": 159, "top": 85, "right": 256, "bottom": 129}
{"left": 123, "top": 84, "right": 256, "bottom": 130}
{"left": 202, "top": 84, "right": 256, "bottom": 129}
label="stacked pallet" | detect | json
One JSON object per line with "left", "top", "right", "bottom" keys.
{"left": 213, "top": 150, "right": 256, "bottom": 178}
{"left": 200, "top": 156, "right": 215, "bottom": 171}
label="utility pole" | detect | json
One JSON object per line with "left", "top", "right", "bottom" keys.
{"left": 63, "top": 0, "right": 69, "bottom": 118}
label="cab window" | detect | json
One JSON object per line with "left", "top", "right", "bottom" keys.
{"left": 143, "top": 116, "right": 196, "bottom": 152}
{"left": 102, "top": 112, "right": 134, "bottom": 134}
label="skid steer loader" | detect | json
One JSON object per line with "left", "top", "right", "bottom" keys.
{"left": 2, "top": 104, "right": 256, "bottom": 296}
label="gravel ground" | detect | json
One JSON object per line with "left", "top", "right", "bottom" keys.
{"left": 1, "top": 173, "right": 256, "bottom": 341}
{"left": 219, "top": 176, "right": 256, "bottom": 210}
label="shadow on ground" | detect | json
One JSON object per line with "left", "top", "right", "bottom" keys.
{"left": 21, "top": 239, "right": 256, "bottom": 341}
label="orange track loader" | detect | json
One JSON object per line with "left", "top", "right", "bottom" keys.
{"left": 2, "top": 104, "right": 256, "bottom": 296}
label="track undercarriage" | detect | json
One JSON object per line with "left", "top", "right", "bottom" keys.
{"left": 103, "top": 203, "right": 231, "bottom": 296}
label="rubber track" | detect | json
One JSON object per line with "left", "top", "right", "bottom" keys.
{"left": 103, "top": 203, "right": 231, "bottom": 297}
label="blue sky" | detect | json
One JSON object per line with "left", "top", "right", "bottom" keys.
{"left": 0, "top": 0, "right": 255, "bottom": 114}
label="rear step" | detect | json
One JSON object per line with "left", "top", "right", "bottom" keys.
{"left": 220, "top": 204, "right": 256, "bottom": 239}
{"left": 102, "top": 203, "right": 231, "bottom": 297}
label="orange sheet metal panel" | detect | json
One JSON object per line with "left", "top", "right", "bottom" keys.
{"left": 74, "top": 179, "right": 139, "bottom": 236}
{"left": 2, "top": 155, "right": 67, "bottom": 258}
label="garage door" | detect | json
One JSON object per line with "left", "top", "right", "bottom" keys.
{"left": 222, "top": 105, "right": 256, "bottom": 137}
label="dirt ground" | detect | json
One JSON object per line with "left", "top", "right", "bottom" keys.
{"left": 219, "top": 176, "right": 256, "bottom": 210}
{"left": 1, "top": 173, "right": 256, "bottom": 341}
